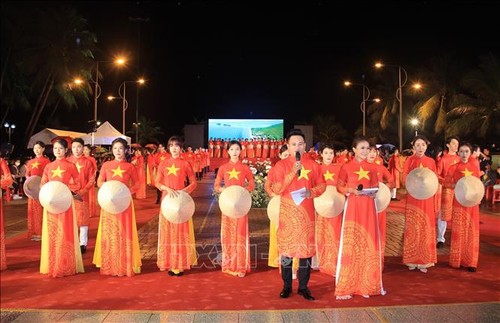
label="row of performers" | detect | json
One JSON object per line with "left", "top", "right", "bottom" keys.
{"left": 144, "top": 146, "right": 211, "bottom": 184}
{"left": 0, "top": 131, "right": 481, "bottom": 302}
{"left": 208, "top": 138, "right": 287, "bottom": 159}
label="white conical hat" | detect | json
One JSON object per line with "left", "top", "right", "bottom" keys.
{"left": 314, "top": 186, "right": 345, "bottom": 218}
{"left": 24, "top": 175, "right": 41, "bottom": 200}
{"left": 98, "top": 180, "right": 131, "bottom": 214}
{"left": 405, "top": 167, "right": 439, "bottom": 200}
{"left": 455, "top": 176, "right": 485, "bottom": 207}
{"left": 267, "top": 195, "right": 280, "bottom": 225}
{"left": 376, "top": 182, "right": 391, "bottom": 213}
{"left": 219, "top": 185, "right": 252, "bottom": 218}
{"left": 161, "top": 190, "right": 195, "bottom": 224}
{"left": 39, "top": 181, "right": 72, "bottom": 214}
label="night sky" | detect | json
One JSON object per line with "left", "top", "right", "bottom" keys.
{"left": 8, "top": 0, "right": 500, "bottom": 144}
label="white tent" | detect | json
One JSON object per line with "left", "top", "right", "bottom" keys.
{"left": 81, "top": 121, "right": 131, "bottom": 145}
{"left": 27, "top": 128, "right": 87, "bottom": 148}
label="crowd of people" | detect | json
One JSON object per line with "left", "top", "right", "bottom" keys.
{"left": 0, "top": 130, "right": 498, "bottom": 302}
{"left": 208, "top": 137, "right": 287, "bottom": 159}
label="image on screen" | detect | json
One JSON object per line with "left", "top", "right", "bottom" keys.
{"left": 208, "top": 119, "right": 284, "bottom": 141}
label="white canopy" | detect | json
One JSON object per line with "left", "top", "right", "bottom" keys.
{"left": 27, "top": 128, "right": 87, "bottom": 148}
{"left": 81, "top": 121, "right": 131, "bottom": 145}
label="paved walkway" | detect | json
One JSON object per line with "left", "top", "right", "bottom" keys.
{"left": 2, "top": 172, "right": 499, "bottom": 322}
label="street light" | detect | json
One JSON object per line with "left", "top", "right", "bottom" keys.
{"left": 74, "top": 57, "right": 126, "bottom": 145}
{"left": 107, "top": 94, "right": 127, "bottom": 134}
{"left": 132, "top": 122, "right": 141, "bottom": 143}
{"left": 374, "top": 62, "right": 408, "bottom": 151}
{"left": 410, "top": 118, "right": 419, "bottom": 136}
{"left": 91, "top": 58, "right": 126, "bottom": 122}
{"left": 3, "top": 122, "right": 16, "bottom": 144}
{"left": 344, "top": 81, "right": 381, "bottom": 136}
{"left": 108, "top": 79, "right": 145, "bottom": 134}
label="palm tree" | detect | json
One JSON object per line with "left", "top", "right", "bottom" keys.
{"left": 369, "top": 74, "right": 404, "bottom": 146}
{"left": 309, "top": 114, "right": 349, "bottom": 148}
{"left": 448, "top": 52, "right": 500, "bottom": 142}
{"left": 23, "top": 6, "right": 96, "bottom": 141}
{"left": 0, "top": 4, "right": 31, "bottom": 126}
{"left": 412, "top": 54, "right": 469, "bottom": 144}
{"left": 1, "top": 3, "right": 97, "bottom": 146}
{"left": 126, "top": 116, "right": 165, "bottom": 145}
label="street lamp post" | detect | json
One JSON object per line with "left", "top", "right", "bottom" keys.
{"left": 375, "top": 63, "right": 408, "bottom": 151}
{"left": 91, "top": 58, "right": 126, "bottom": 122}
{"left": 3, "top": 122, "right": 16, "bottom": 143}
{"left": 93, "top": 62, "right": 101, "bottom": 123}
{"left": 132, "top": 122, "right": 141, "bottom": 143}
{"left": 397, "top": 66, "right": 408, "bottom": 152}
{"left": 108, "top": 79, "right": 145, "bottom": 135}
{"left": 344, "top": 81, "right": 380, "bottom": 136}
{"left": 75, "top": 58, "right": 126, "bottom": 145}
{"left": 107, "top": 92, "right": 128, "bottom": 135}
{"left": 361, "top": 84, "right": 369, "bottom": 136}
{"left": 118, "top": 82, "right": 129, "bottom": 134}
{"left": 410, "top": 118, "right": 419, "bottom": 137}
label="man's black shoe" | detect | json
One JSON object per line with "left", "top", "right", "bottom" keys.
{"left": 297, "top": 288, "right": 315, "bottom": 301}
{"left": 80, "top": 245, "right": 87, "bottom": 254}
{"left": 280, "top": 287, "right": 291, "bottom": 298}
{"left": 468, "top": 267, "right": 477, "bottom": 272}
{"left": 436, "top": 242, "right": 444, "bottom": 249}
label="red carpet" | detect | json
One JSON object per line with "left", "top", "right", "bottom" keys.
{"left": 1, "top": 190, "right": 500, "bottom": 311}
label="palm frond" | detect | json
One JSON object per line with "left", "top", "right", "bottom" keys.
{"left": 417, "top": 94, "right": 441, "bottom": 121}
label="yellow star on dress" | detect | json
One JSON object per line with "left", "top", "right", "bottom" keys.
{"left": 298, "top": 167, "right": 311, "bottom": 180}
{"left": 75, "top": 162, "right": 84, "bottom": 173}
{"left": 167, "top": 164, "right": 180, "bottom": 176}
{"left": 323, "top": 170, "right": 334, "bottom": 181}
{"left": 227, "top": 168, "right": 240, "bottom": 180}
{"left": 461, "top": 168, "right": 474, "bottom": 177}
{"left": 354, "top": 167, "right": 370, "bottom": 180}
{"left": 31, "top": 161, "right": 40, "bottom": 169}
{"left": 160, "top": 156, "right": 166, "bottom": 161}
{"left": 51, "top": 166, "right": 65, "bottom": 179}
{"left": 111, "top": 166, "right": 126, "bottom": 178}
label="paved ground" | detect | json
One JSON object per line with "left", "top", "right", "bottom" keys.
{"left": 2, "top": 172, "right": 500, "bottom": 322}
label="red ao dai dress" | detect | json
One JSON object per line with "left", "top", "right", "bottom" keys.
{"left": 335, "top": 159, "right": 385, "bottom": 298}
{"left": 40, "top": 159, "right": 83, "bottom": 277}
{"left": 155, "top": 156, "right": 198, "bottom": 273}
{"left": 402, "top": 155, "right": 438, "bottom": 271}
{"left": 93, "top": 159, "right": 142, "bottom": 277}
{"left": 214, "top": 160, "right": 255, "bottom": 277}
{"left": 25, "top": 156, "right": 50, "bottom": 239}
{"left": 446, "top": 159, "right": 481, "bottom": 269}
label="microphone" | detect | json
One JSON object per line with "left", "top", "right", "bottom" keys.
{"left": 295, "top": 151, "right": 301, "bottom": 176}
{"left": 357, "top": 184, "right": 363, "bottom": 191}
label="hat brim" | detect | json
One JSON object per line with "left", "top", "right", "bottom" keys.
{"left": 406, "top": 167, "right": 439, "bottom": 200}
{"left": 161, "top": 190, "right": 195, "bottom": 223}
{"left": 24, "top": 175, "right": 41, "bottom": 200}
{"left": 39, "top": 181, "right": 72, "bottom": 214}
{"left": 267, "top": 195, "right": 280, "bottom": 225}
{"left": 455, "top": 176, "right": 484, "bottom": 207}
{"left": 314, "top": 186, "right": 345, "bottom": 218}
{"left": 219, "top": 185, "right": 252, "bottom": 218}
{"left": 97, "top": 180, "right": 131, "bottom": 214}
{"left": 376, "top": 182, "right": 391, "bottom": 212}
